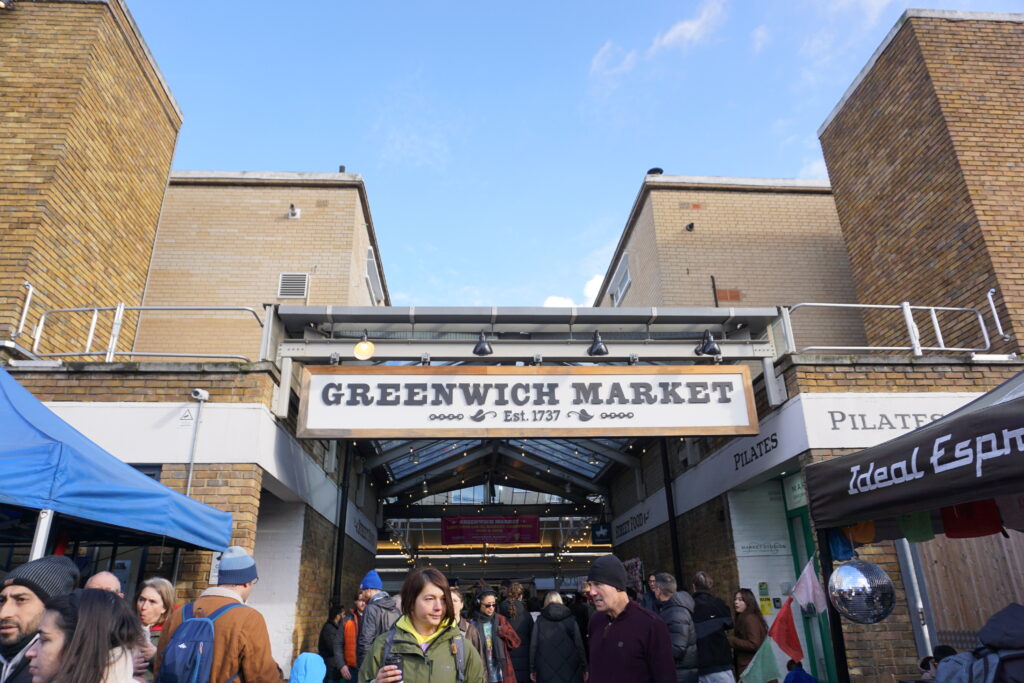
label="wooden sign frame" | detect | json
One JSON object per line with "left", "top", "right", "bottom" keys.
{"left": 297, "top": 365, "right": 758, "bottom": 439}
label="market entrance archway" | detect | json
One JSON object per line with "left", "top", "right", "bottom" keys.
{"left": 276, "top": 304, "right": 783, "bottom": 592}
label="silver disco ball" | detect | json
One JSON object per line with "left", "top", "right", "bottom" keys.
{"left": 827, "top": 559, "right": 896, "bottom": 624}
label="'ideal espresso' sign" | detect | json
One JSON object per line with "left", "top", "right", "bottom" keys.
{"left": 298, "top": 365, "right": 756, "bottom": 438}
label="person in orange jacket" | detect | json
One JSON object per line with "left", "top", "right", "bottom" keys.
{"left": 334, "top": 596, "right": 365, "bottom": 680}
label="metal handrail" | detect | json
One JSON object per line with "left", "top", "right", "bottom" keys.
{"left": 785, "top": 300, "right": 994, "bottom": 356}
{"left": 32, "top": 304, "right": 263, "bottom": 362}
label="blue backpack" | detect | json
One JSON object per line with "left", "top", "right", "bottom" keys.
{"left": 156, "top": 602, "right": 243, "bottom": 683}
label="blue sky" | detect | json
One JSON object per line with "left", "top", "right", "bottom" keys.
{"left": 126, "top": 0, "right": 1023, "bottom": 307}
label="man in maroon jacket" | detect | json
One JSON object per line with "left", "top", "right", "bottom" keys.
{"left": 586, "top": 555, "right": 675, "bottom": 683}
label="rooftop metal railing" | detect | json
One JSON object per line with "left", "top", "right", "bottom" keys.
{"left": 781, "top": 289, "right": 1012, "bottom": 356}
{"left": 28, "top": 303, "right": 264, "bottom": 362}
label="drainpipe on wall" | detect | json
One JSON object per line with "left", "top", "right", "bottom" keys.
{"left": 331, "top": 441, "right": 354, "bottom": 605}
{"left": 171, "top": 389, "right": 209, "bottom": 586}
{"left": 897, "top": 538, "right": 933, "bottom": 657}
{"left": 659, "top": 438, "right": 683, "bottom": 582}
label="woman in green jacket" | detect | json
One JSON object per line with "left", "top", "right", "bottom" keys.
{"left": 360, "top": 567, "right": 484, "bottom": 683}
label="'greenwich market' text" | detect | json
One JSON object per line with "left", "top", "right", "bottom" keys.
{"left": 320, "top": 380, "right": 736, "bottom": 408}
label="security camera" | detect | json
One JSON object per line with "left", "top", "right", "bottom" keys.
{"left": 190, "top": 388, "right": 210, "bottom": 401}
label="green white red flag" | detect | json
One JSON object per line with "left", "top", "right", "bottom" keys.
{"left": 740, "top": 596, "right": 804, "bottom": 682}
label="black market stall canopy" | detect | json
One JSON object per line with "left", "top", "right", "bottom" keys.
{"left": 0, "top": 367, "right": 232, "bottom": 553}
{"left": 805, "top": 369, "right": 1024, "bottom": 532}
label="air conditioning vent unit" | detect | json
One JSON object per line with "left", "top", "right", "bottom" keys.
{"left": 278, "top": 273, "right": 309, "bottom": 298}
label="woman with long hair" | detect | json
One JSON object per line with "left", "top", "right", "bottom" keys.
{"left": 529, "top": 592, "right": 586, "bottom": 683}
{"left": 25, "top": 588, "right": 146, "bottom": 683}
{"left": 500, "top": 583, "right": 532, "bottom": 683}
{"left": 471, "top": 588, "right": 521, "bottom": 683}
{"left": 359, "top": 567, "right": 483, "bottom": 683}
{"left": 727, "top": 588, "right": 768, "bottom": 679}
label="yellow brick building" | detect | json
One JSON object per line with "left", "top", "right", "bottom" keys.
{"left": 0, "top": 0, "right": 180, "bottom": 359}
{"left": 134, "top": 170, "right": 389, "bottom": 361}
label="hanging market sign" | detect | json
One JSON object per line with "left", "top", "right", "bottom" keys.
{"left": 441, "top": 515, "right": 540, "bottom": 545}
{"left": 298, "top": 365, "right": 757, "bottom": 438}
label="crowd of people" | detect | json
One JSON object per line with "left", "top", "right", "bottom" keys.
{"left": 0, "top": 548, "right": 808, "bottom": 683}
{"left": 8, "top": 548, "right": 997, "bottom": 683}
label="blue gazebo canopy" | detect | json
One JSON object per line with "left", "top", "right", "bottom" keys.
{"left": 0, "top": 367, "right": 232, "bottom": 551}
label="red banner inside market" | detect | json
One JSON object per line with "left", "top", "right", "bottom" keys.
{"left": 441, "top": 515, "right": 540, "bottom": 545}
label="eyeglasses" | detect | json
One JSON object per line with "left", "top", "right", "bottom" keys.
{"left": 481, "top": 602, "right": 496, "bottom": 608}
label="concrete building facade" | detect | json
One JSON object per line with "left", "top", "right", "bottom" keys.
{"left": 593, "top": 175, "right": 867, "bottom": 350}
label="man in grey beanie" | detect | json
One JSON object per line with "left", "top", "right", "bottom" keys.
{"left": 585, "top": 554, "right": 674, "bottom": 683}
{"left": 0, "top": 555, "right": 79, "bottom": 683}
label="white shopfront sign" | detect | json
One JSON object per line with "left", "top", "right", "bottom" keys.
{"left": 611, "top": 489, "right": 670, "bottom": 545}
{"left": 299, "top": 365, "right": 757, "bottom": 439}
{"left": 799, "top": 392, "right": 980, "bottom": 448}
{"left": 346, "top": 500, "right": 378, "bottom": 554}
{"left": 673, "top": 392, "right": 980, "bottom": 514}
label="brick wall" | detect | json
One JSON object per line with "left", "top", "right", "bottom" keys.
{"left": 293, "top": 506, "right": 337, "bottom": 657}
{"left": 134, "top": 174, "right": 386, "bottom": 361}
{"left": 7, "top": 362, "right": 276, "bottom": 404}
{"left": 160, "top": 463, "right": 264, "bottom": 601}
{"left": 784, "top": 358, "right": 1024, "bottom": 677}
{"left": 338, "top": 537, "right": 375, "bottom": 610}
{"left": 0, "top": 0, "right": 179, "bottom": 356}
{"left": 820, "top": 13, "right": 1023, "bottom": 354}
{"left": 779, "top": 354, "right": 1024, "bottom": 397}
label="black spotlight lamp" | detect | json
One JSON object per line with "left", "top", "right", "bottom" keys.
{"left": 472, "top": 330, "right": 493, "bottom": 356}
{"left": 587, "top": 330, "right": 609, "bottom": 356}
{"left": 693, "top": 329, "right": 722, "bottom": 357}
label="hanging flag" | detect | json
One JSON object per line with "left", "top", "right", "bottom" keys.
{"left": 740, "top": 639, "right": 781, "bottom": 682}
{"left": 792, "top": 558, "right": 828, "bottom": 614}
{"left": 768, "top": 596, "right": 804, "bottom": 663}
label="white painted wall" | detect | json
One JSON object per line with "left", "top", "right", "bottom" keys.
{"left": 249, "top": 492, "right": 305, "bottom": 674}
{"left": 46, "top": 402, "right": 338, "bottom": 522}
{"left": 729, "top": 482, "right": 807, "bottom": 672}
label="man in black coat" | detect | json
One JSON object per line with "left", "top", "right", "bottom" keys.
{"left": 690, "top": 571, "right": 734, "bottom": 683}
{"left": 0, "top": 556, "right": 79, "bottom": 683}
{"left": 653, "top": 573, "right": 699, "bottom": 683}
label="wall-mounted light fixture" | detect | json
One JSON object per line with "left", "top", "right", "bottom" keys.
{"left": 685, "top": 222, "right": 695, "bottom": 232}
{"left": 472, "top": 331, "right": 493, "bottom": 356}
{"left": 353, "top": 330, "right": 375, "bottom": 360}
{"left": 586, "top": 330, "right": 608, "bottom": 356}
{"left": 288, "top": 203, "right": 301, "bottom": 219}
{"left": 693, "top": 329, "right": 722, "bottom": 357}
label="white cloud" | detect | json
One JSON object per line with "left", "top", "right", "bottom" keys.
{"left": 543, "top": 295, "right": 576, "bottom": 308}
{"left": 590, "top": 41, "right": 638, "bottom": 77}
{"left": 798, "top": 158, "right": 829, "bottom": 180}
{"left": 543, "top": 273, "right": 608, "bottom": 309}
{"left": 648, "top": 0, "right": 727, "bottom": 55}
{"left": 750, "top": 24, "right": 769, "bottom": 54}
{"left": 583, "top": 274, "right": 604, "bottom": 306}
